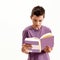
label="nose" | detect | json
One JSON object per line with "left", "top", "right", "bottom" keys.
{"left": 36, "top": 22, "right": 40, "bottom": 25}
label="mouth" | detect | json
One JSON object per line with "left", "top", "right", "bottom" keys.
{"left": 32, "top": 25, "right": 41, "bottom": 30}
{"left": 34, "top": 25, "right": 40, "bottom": 29}
{"left": 35, "top": 25, "right": 39, "bottom": 27}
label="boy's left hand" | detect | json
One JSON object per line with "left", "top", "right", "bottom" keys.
{"left": 44, "top": 46, "right": 52, "bottom": 53}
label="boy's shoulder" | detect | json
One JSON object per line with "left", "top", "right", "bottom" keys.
{"left": 23, "top": 25, "right": 32, "bottom": 32}
{"left": 42, "top": 25, "right": 51, "bottom": 30}
{"left": 23, "top": 25, "right": 51, "bottom": 32}
{"left": 42, "top": 25, "right": 51, "bottom": 32}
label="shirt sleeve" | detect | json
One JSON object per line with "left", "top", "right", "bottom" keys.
{"left": 45, "top": 27, "right": 52, "bottom": 33}
{"left": 22, "top": 30, "right": 28, "bottom": 45}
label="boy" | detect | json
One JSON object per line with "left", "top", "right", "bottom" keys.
{"left": 21, "top": 6, "right": 54, "bottom": 60}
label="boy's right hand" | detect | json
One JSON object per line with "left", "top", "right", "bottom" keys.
{"left": 21, "top": 44, "right": 32, "bottom": 54}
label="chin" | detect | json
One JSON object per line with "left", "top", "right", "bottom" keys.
{"left": 35, "top": 27, "right": 40, "bottom": 30}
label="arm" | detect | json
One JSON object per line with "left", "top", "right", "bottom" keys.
{"left": 21, "top": 30, "right": 32, "bottom": 54}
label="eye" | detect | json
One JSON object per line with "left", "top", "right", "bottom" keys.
{"left": 39, "top": 20, "right": 42, "bottom": 22}
{"left": 34, "top": 19, "right": 37, "bottom": 22}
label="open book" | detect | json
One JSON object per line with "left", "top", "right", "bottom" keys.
{"left": 25, "top": 33, "right": 54, "bottom": 53}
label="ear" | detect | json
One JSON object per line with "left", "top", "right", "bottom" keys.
{"left": 43, "top": 14, "right": 45, "bottom": 18}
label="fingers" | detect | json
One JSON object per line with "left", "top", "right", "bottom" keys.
{"left": 22, "top": 47, "right": 29, "bottom": 54}
{"left": 22, "top": 44, "right": 32, "bottom": 54}
{"left": 44, "top": 46, "right": 52, "bottom": 53}
{"left": 22, "top": 44, "right": 32, "bottom": 49}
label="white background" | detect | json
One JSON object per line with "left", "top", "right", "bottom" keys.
{"left": 0, "top": 0, "right": 60, "bottom": 60}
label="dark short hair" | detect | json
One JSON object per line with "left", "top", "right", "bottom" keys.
{"left": 31, "top": 6, "right": 45, "bottom": 18}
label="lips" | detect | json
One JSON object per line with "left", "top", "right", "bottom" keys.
{"left": 34, "top": 25, "right": 40, "bottom": 30}
{"left": 35, "top": 25, "right": 40, "bottom": 27}
{"left": 32, "top": 25, "right": 40, "bottom": 30}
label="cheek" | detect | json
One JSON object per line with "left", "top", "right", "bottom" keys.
{"left": 32, "top": 21, "right": 36, "bottom": 24}
{"left": 32, "top": 22, "right": 36, "bottom": 25}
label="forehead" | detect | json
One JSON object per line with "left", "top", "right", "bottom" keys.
{"left": 31, "top": 15, "right": 44, "bottom": 20}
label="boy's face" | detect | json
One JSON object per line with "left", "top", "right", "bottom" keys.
{"left": 31, "top": 15, "right": 44, "bottom": 29}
